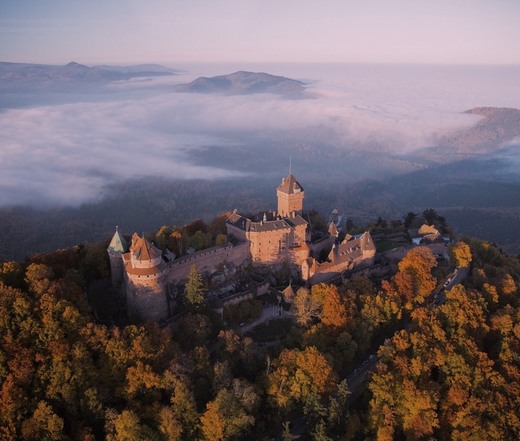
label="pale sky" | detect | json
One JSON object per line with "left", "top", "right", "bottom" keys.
{"left": 1, "top": 0, "right": 519, "bottom": 65}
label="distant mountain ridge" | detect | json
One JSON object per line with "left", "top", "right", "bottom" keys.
{"left": 176, "top": 71, "right": 306, "bottom": 97}
{"left": 436, "top": 106, "right": 520, "bottom": 156}
{"left": 0, "top": 61, "right": 177, "bottom": 91}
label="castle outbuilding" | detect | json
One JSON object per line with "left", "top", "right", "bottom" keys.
{"left": 302, "top": 232, "right": 376, "bottom": 283}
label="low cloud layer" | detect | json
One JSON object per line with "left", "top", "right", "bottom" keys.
{"left": 1, "top": 64, "right": 519, "bottom": 207}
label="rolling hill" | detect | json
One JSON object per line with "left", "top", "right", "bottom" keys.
{"left": 176, "top": 71, "right": 306, "bottom": 97}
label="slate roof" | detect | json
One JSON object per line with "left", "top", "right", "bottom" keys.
{"left": 227, "top": 211, "right": 306, "bottom": 232}
{"left": 226, "top": 212, "right": 251, "bottom": 231}
{"left": 249, "top": 219, "right": 291, "bottom": 233}
{"left": 277, "top": 174, "right": 303, "bottom": 194}
{"left": 330, "top": 232, "right": 376, "bottom": 263}
{"left": 284, "top": 214, "right": 308, "bottom": 227}
{"left": 107, "top": 228, "right": 128, "bottom": 253}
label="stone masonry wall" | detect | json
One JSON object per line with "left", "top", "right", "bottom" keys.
{"left": 108, "top": 252, "right": 125, "bottom": 288}
{"left": 126, "top": 272, "right": 168, "bottom": 322}
{"left": 166, "top": 241, "right": 250, "bottom": 284}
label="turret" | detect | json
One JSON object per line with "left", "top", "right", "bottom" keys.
{"left": 107, "top": 227, "right": 128, "bottom": 288}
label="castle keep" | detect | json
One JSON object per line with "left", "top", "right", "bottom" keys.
{"left": 226, "top": 174, "right": 309, "bottom": 265}
{"left": 108, "top": 172, "right": 375, "bottom": 322}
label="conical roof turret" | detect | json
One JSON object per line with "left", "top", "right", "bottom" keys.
{"left": 107, "top": 227, "right": 128, "bottom": 253}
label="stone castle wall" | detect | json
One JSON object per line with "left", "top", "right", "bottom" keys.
{"left": 249, "top": 228, "right": 290, "bottom": 263}
{"left": 166, "top": 241, "right": 250, "bottom": 284}
{"left": 247, "top": 223, "right": 307, "bottom": 264}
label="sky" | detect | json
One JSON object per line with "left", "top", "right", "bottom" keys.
{"left": 1, "top": 0, "right": 520, "bottom": 65}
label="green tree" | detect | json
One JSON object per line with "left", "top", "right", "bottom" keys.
{"left": 189, "top": 231, "right": 212, "bottom": 251}
{"left": 403, "top": 211, "right": 418, "bottom": 228}
{"left": 326, "top": 379, "right": 350, "bottom": 437}
{"left": 215, "top": 234, "right": 228, "bottom": 246}
{"left": 185, "top": 266, "right": 206, "bottom": 310}
{"left": 423, "top": 208, "right": 439, "bottom": 225}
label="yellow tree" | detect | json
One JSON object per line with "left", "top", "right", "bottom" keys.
{"left": 24, "top": 263, "right": 55, "bottom": 296}
{"left": 449, "top": 241, "right": 472, "bottom": 268}
{"left": 267, "top": 346, "right": 337, "bottom": 411}
{"left": 157, "top": 379, "right": 198, "bottom": 441}
{"left": 499, "top": 273, "right": 517, "bottom": 298}
{"left": 393, "top": 246, "right": 437, "bottom": 307}
{"left": 318, "top": 284, "right": 348, "bottom": 330}
{"left": 105, "top": 409, "right": 157, "bottom": 441}
{"left": 21, "top": 401, "right": 64, "bottom": 441}
{"left": 0, "top": 261, "right": 23, "bottom": 288}
{"left": 200, "top": 385, "right": 257, "bottom": 441}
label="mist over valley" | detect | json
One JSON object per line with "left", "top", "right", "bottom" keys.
{"left": 1, "top": 62, "right": 519, "bottom": 260}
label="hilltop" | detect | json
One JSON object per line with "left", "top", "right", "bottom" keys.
{"left": 0, "top": 61, "right": 177, "bottom": 92}
{"left": 419, "top": 106, "right": 520, "bottom": 159}
{"left": 176, "top": 71, "right": 306, "bottom": 97}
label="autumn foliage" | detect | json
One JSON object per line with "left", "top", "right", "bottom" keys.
{"left": 368, "top": 240, "right": 520, "bottom": 440}
{"left": 0, "top": 233, "right": 518, "bottom": 440}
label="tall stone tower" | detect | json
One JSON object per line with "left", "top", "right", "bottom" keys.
{"left": 122, "top": 233, "right": 168, "bottom": 322}
{"left": 277, "top": 174, "right": 304, "bottom": 218}
{"left": 107, "top": 227, "right": 128, "bottom": 288}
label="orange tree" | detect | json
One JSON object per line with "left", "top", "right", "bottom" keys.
{"left": 393, "top": 246, "right": 437, "bottom": 308}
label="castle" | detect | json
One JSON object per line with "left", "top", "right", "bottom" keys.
{"left": 108, "top": 173, "right": 376, "bottom": 322}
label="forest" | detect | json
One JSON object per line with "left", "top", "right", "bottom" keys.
{"left": 0, "top": 219, "right": 519, "bottom": 439}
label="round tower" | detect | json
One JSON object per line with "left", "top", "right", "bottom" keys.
{"left": 123, "top": 233, "right": 168, "bottom": 322}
